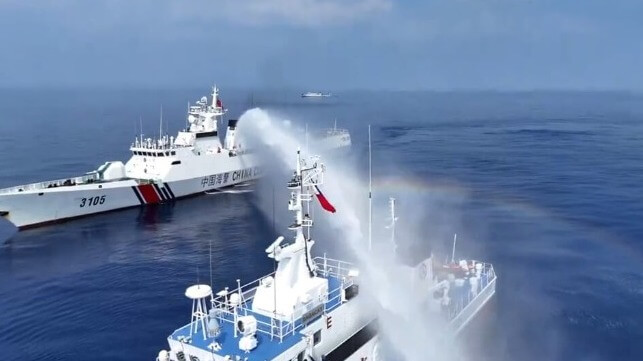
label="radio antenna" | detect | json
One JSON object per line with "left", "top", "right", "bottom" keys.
{"left": 368, "top": 124, "right": 372, "bottom": 252}
{"left": 209, "top": 238, "right": 213, "bottom": 288}
{"left": 159, "top": 105, "right": 163, "bottom": 146}
{"left": 272, "top": 185, "right": 277, "bottom": 318}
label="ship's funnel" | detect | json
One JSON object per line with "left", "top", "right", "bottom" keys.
{"left": 225, "top": 119, "right": 239, "bottom": 150}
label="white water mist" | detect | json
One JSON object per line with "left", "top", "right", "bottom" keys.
{"left": 239, "top": 108, "right": 468, "bottom": 361}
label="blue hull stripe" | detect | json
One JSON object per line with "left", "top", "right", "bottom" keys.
{"left": 131, "top": 186, "right": 144, "bottom": 205}
{"left": 164, "top": 183, "right": 176, "bottom": 199}
{"left": 152, "top": 183, "right": 166, "bottom": 202}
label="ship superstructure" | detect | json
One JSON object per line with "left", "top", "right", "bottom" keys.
{"left": 0, "top": 86, "right": 259, "bottom": 229}
{"left": 156, "top": 150, "right": 497, "bottom": 361}
{"left": 311, "top": 120, "right": 351, "bottom": 152}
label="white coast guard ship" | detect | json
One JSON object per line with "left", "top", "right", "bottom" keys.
{"left": 156, "top": 150, "right": 496, "bottom": 361}
{"left": 311, "top": 120, "right": 351, "bottom": 152}
{"left": 0, "top": 86, "right": 259, "bottom": 229}
{"left": 301, "top": 92, "right": 332, "bottom": 98}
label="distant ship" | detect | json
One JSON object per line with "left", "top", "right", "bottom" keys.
{"left": 301, "top": 91, "right": 332, "bottom": 98}
{"left": 0, "top": 86, "right": 260, "bottom": 230}
{"left": 155, "top": 149, "right": 497, "bottom": 361}
{"left": 311, "top": 120, "right": 351, "bottom": 152}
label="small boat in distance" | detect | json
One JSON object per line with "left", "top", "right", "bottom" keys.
{"left": 301, "top": 91, "right": 332, "bottom": 98}
{"left": 312, "top": 119, "right": 351, "bottom": 151}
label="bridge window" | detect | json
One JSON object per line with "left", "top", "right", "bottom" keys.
{"left": 297, "top": 352, "right": 304, "bottom": 361}
{"left": 189, "top": 356, "right": 200, "bottom": 361}
{"left": 314, "top": 330, "right": 321, "bottom": 345}
{"left": 171, "top": 151, "right": 176, "bottom": 156}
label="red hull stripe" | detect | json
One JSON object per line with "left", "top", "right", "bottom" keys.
{"left": 137, "top": 184, "right": 161, "bottom": 204}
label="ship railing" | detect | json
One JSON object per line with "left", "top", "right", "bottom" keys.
{"left": 131, "top": 136, "right": 179, "bottom": 151}
{"left": 317, "top": 128, "right": 350, "bottom": 137}
{"left": 0, "top": 173, "right": 100, "bottom": 194}
{"left": 209, "top": 259, "right": 355, "bottom": 342}
{"left": 313, "top": 255, "right": 357, "bottom": 280}
{"left": 445, "top": 261, "right": 496, "bottom": 320}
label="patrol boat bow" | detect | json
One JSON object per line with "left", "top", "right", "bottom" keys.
{"left": 0, "top": 86, "right": 259, "bottom": 229}
{"left": 156, "top": 150, "right": 497, "bottom": 361}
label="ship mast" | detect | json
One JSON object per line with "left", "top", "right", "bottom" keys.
{"left": 289, "top": 149, "right": 318, "bottom": 276}
{"left": 368, "top": 124, "right": 372, "bottom": 251}
{"left": 388, "top": 197, "right": 398, "bottom": 256}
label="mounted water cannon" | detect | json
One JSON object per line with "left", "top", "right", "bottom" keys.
{"left": 237, "top": 315, "right": 258, "bottom": 352}
{"left": 225, "top": 119, "right": 239, "bottom": 151}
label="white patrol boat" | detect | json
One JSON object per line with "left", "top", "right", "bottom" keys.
{"left": 301, "top": 92, "right": 332, "bottom": 98}
{"left": 0, "top": 86, "right": 259, "bottom": 229}
{"left": 156, "top": 150, "right": 497, "bottom": 361}
{"left": 311, "top": 120, "right": 351, "bottom": 152}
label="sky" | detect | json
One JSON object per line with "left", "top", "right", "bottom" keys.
{"left": 0, "top": 0, "right": 641, "bottom": 90}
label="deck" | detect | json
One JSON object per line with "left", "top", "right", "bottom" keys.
{"left": 170, "top": 258, "right": 353, "bottom": 361}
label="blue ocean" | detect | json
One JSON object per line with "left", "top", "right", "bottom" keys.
{"left": 0, "top": 89, "right": 642, "bottom": 360}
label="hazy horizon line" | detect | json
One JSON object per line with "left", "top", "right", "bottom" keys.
{"left": 1, "top": 84, "right": 642, "bottom": 95}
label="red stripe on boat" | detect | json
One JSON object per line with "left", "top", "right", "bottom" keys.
{"left": 137, "top": 184, "right": 161, "bottom": 204}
